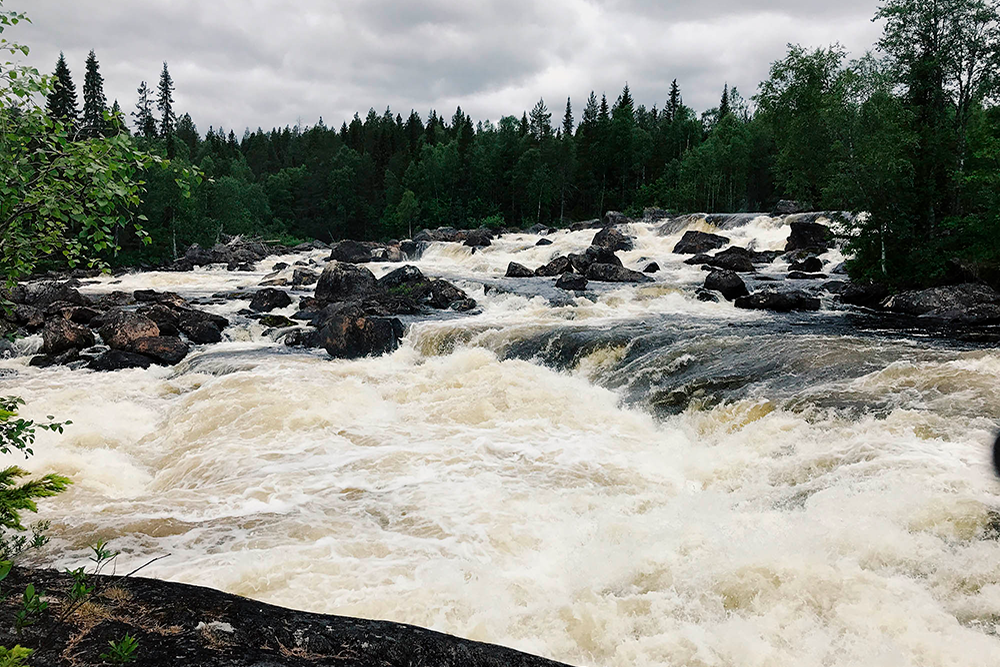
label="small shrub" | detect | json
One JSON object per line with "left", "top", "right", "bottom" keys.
{"left": 100, "top": 634, "right": 139, "bottom": 664}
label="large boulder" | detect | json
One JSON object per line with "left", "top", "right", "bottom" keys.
{"left": 881, "top": 283, "right": 1000, "bottom": 319}
{"left": 772, "top": 200, "right": 806, "bottom": 216}
{"left": 789, "top": 256, "right": 823, "bottom": 273}
{"left": 99, "top": 311, "right": 160, "bottom": 350}
{"left": 839, "top": 282, "right": 891, "bottom": 309}
{"left": 178, "top": 317, "right": 223, "bottom": 344}
{"left": 704, "top": 270, "right": 749, "bottom": 301}
{"left": 586, "top": 263, "right": 654, "bottom": 283}
{"left": 603, "top": 211, "right": 634, "bottom": 226}
{"left": 41, "top": 319, "right": 95, "bottom": 355}
{"left": 318, "top": 305, "right": 403, "bottom": 359}
{"left": 592, "top": 227, "right": 634, "bottom": 252}
{"left": 706, "top": 247, "right": 755, "bottom": 273}
{"left": 328, "top": 240, "right": 373, "bottom": 264}
{"left": 735, "top": 289, "right": 821, "bottom": 312}
{"left": 673, "top": 231, "right": 730, "bottom": 255}
{"left": 315, "top": 262, "right": 378, "bottom": 303}
{"left": 377, "top": 265, "right": 424, "bottom": 289}
{"left": 505, "top": 262, "right": 535, "bottom": 278}
{"left": 291, "top": 268, "right": 319, "bottom": 287}
{"left": 785, "top": 222, "right": 832, "bottom": 253}
{"left": 131, "top": 336, "right": 190, "bottom": 366}
{"left": 535, "top": 256, "right": 574, "bottom": 277}
{"left": 15, "top": 282, "right": 90, "bottom": 309}
{"left": 249, "top": 288, "right": 292, "bottom": 313}
{"left": 463, "top": 228, "right": 494, "bottom": 248}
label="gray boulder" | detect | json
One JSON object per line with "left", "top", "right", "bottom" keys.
{"left": 315, "top": 262, "right": 378, "bottom": 303}
{"left": 704, "top": 270, "right": 749, "bottom": 301}
{"left": 673, "top": 231, "right": 730, "bottom": 255}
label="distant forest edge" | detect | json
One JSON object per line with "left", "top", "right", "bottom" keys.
{"left": 39, "top": 0, "right": 1000, "bottom": 289}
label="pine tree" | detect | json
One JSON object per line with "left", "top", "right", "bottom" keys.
{"left": 562, "top": 97, "right": 574, "bottom": 137}
{"left": 156, "top": 62, "right": 176, "bottom": 137}
{"left": 132, "top": 81, "right": 157, "bottom": 139}
{"left": 45, "top": 52, "right": 78, "bottom": 131}
{"left": 81, "top": 50, "right": 108, "bottom": 138}
{"left": 519, "top": 112, "right": 529, "bottom": 137}
{"left": 667, "top": 79, "right": 681, "bottom": 123}
{"left": 581, "top": 92, "right": 599, "bottom": 134}
{"left": 719, "top": 83, "right": 731, "bottom": 118}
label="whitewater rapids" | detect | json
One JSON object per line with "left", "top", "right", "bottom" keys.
{"left": 3, "top": 214, "right": 1000, "bottom": 666}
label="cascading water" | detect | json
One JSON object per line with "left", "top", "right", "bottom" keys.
{"left": 3, "top": 214, "right": 1000, "bottom": 666}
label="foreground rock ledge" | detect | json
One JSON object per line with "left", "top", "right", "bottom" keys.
{"left": 0, "top": 568, "right": 572, "bottom": 667}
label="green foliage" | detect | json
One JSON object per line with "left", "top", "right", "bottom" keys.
{"left": 0, "top": 396, "right": 71, "bottom": 458}
{"left": 0, "top": 646, "right": 32, "bottom": 667}
{"left": 100, "top": 634, "right": 139, "bottom": 664}
{"left": 13, "top": 583, "right": 46, "bottom": 635}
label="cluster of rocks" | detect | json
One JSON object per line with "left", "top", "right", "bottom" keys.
{"left": 275, "top": 262, "right": 476, "bottom": 358}
{"left": 670, "top": 222, "right": 835, "bottom": 312}
{"left": 504, "top": 227, "right": 652, "bottom": 291}
{"left": 2, "top": 282, "right": 229, "bottom": 371}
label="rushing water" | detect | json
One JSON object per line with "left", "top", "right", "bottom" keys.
{"left": 4, "top": 215, "right": 1000, "bottom": 666}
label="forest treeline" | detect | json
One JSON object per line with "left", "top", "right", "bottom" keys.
{"left": 41, "top": 0, "right": 1000, "bottom": 288}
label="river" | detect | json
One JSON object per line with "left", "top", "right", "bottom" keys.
{"left": 3, "top": 215, "right": 1000, "bottom": 666}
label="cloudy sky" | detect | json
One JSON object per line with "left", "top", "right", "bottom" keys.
{"left": 19, "top": 0, "right": 883, "bottom": 134}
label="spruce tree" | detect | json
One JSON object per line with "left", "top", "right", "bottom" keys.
{"left": 719, "top": 83, "right": 731, "bottom": 118}
{"left": 156, "top": 62, "right": 176, "bottom": 137}
{"left": 108, "top": 99, "right": 126, "bottom": 136}
{"left": 132, "top": 81, "right": 158, "bottom": 139}
{"left": 581, "top": 92, "right": 599, "bottom": 133}
{"left": 562, "top": 97, "right": 574, "bottom": 137}
{"left": 519, "top": 112, "right": 529, "bottom": 137}
{"left": 667, "top": 79, "right": 681, "bottom": 122}
{"left": 528, "top": 98, "right": 551, "bottom": 142}
{"left": 81, "top": 50, "right": 108, "bottom": 138}
{"left": 45, "top": 52, "right": 78, "bottom": 131}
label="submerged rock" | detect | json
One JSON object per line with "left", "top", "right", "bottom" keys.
{"left": 643, "top": 262, "right": 660, "bottom": 273}
{"left": 535, "top": 238, "right": 554, "bottom": 246}
{"left": 87, "top": 349, "right": 155, "bottom": 371}
{"left": 735, "top": 289, "right": 821, "bottom": 312}
{"left": 131, "top": 336, "right": 190, "bottom": 366}
{"left": 586, "top": 263, "right": 654, "bottom": 283}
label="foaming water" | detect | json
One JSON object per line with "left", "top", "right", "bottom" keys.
{"left": 3, "top": 215, "right": 1000, "bottom": 666}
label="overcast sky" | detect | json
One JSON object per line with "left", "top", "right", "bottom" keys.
{"left": 19, "top": 0, "right": 883, "bottom": 135}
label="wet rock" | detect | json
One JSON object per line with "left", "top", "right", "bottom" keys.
{"left": 249, "top": 288, "right": 292, "bottom": 313}
{"left": 603, "top": 211, "right": 634, "bottom": 226}
{"left": 735, "top": 289, "right": 821, "bottom": 312}
{"left": 399, "top": 240, "right": 420, "bottom": 258}
{"left": 62, "top": 306, "right": 102, "bottom": 326}
{"left": 684, "top": 253, "right": 714, "bottom": 266}
{"left": 315, "top": 262, "right": 378, "bottom": 303}
{"left": 15, "top": 282, "right": 90, "bottom": 309}
{"left": 839, "top": 282, "right": 890, "bottom": 308}
{"left": 272, "top": 262, "right": 289, "bottom": 271}
{"left": 592, "top": 227, "right": 634, "bottom": 252}
{"left": 463, "top": 228, "right": 494, "bottom": 248}
{"left": 535, "top": 256, "right": 574, "bottom": 277}
{"left": 555, "top": 273, "right": 588, "bottom": 291}
{"left": 569, "top": 218, "right": 603, "bottom": 231}
{"left": 133, "top": 290, "right": 188, "bottom": 308}
{"left": 506, "top": 262, "right": 535, "bottom": 278}
{"left": 706, "top": 247, "right": 755, "bottom": 273}
{"left": 704, "top": 270, "right": 749, "bottom": 301}
{"left": 179, "top": 318, "right": 223, "bottom": 344}
{"left": 450, "top": 298, "right": 478, "bottom": 312}
{"left": 378, "top": 265, "right": 424, "bottom": 289}
{"left": 785, "top": 221, "right": 832, "bottom": 253}
{"left": 586, "top": 263, "right": 654, "bottom": 283}
{"left": 12, "top": 305, "right": 44, "bottom": 330}
{"left": 282, "top": 327, "right": 320, "bottom": 348}
{"left": 131, "top": 336, "right": 190, "bottom": 366}
{"left": 881, "top": 283, "right": 1000, "bottom": 320}
{"left": 789, "top": 256, "right": 823, "bottom": 273}
{"left": 41, "top": 318, "right": 95, "bottom": 355}
{"left": 328, "top": 240, "right": 374, "bottom": 264}
{"left": 29, "top": 349, "right": 81, "bottom": 368}
{"left": 414, "top": 227, "right": 463, "bottom": 243}
{"left": 822, "top": 281, "right": 849, "bottom": 295}
{"left": 673, "top": 231, "right": 730, "bottom": 255}
{"left": 260, "top": 314, "right": 297, "bottom": 328}
{"left": 696, "top": 289, "right": 720, "bottom": 302}
{"left": 99, "top": 311, "right": 160, "bottom": 350}
{"left": 181, "top": 243, "right": 215, "bottom": 266}
{"left": 87, "top": 349, "right": 154, "bottom": 371}
{"left": 535, "top": 238, "right": 554, "bottom": 246}
{"left": 643, "top": 262, "right": 660, "bottom": 273}
{"left": 787, "top": 271, "right": 828, "bottom": 280}
{"left": 258, "top": 276, "right": 289, "bottom": 287}
{"left": 318, "top": 305, "right": 403, "bottom": 359}
{"left": 772, "top": 200, "right": 806, "bottom": 216}
{"left": 95, "top": 291, "right": 135, "bottom": 309}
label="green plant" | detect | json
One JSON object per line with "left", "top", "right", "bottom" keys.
{"left": 0, "top": 396, "right": 71, "bottom": 458}
{"left": 13, "top": 583, "right": 46, "bottom": 635}
{"left": 0, "top": 646, "right": 32, "bottom": 667}
{"left": 66, "top": 567, "right": 93, "bottom": 601}
{"left": 99, "top": 634, "right": 138, "bottom": 664}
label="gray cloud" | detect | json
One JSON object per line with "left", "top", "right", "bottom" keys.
{"left": 17, "top": 0, "right": 883, "bottom": 134}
